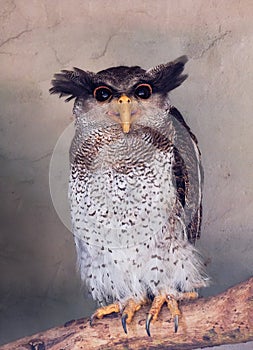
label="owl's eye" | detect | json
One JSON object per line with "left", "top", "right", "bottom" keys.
{"left": 94, "top": 86, "right": 112, "bottom": 102}
{"left": 134, "top": 84, "right": 152, "bottom": 99}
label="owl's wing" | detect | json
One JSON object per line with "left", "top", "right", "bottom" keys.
{"left": 170, "top": 106, "right": 203, "bottom": 244}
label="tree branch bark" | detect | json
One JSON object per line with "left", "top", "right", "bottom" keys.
{"left": 1, "top": 277, "right": 253, "bottom": 350}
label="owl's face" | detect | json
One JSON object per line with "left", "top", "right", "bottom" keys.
{"left": 50, "top": 56, "right": 188, "bottom": 134}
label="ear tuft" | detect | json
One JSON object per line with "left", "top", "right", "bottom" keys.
{"left": 49, "top": 68, "right": 95, "bottom": 102}
{"left": 145, "top": 56, "right": 188, "bottom": 93}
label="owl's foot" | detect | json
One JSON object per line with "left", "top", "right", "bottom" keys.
{"left": 90, "top": 298, "right": 147, "bottom": 334}
{"left": 121, "top": 298, "right": 147, "bottom": 334}
{"left": 90, "top": 303, "right": 120, "bottom": 326}
{"left": 146, "top": 291, "right": 198, "bottom": 337}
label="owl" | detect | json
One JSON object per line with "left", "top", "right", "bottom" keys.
{"left": 50, "top": 56, "right": 208, "bottom": 336}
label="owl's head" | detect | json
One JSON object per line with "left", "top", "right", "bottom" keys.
{"left": 50, "top": 56, "right": 188, "bottom": 133}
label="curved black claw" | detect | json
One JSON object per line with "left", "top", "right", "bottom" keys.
{"left": 121, "top": 313, "right": 128, "bottom": 334}
{"left": 90, "top": 313, "right": 96, "bottom": 327}
{"left": 146, "top": 314, "right": 153, "bottom": 337}
{"left": 174, "top": 315, "right": 179, "bottom": 333}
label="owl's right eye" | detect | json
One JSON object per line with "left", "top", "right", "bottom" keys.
{"left": 94, "top": 86, "right": 112, "bottom": 102}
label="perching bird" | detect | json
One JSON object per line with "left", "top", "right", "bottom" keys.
{"left": 50, "top": 56, "right": 208, "bottom": 336}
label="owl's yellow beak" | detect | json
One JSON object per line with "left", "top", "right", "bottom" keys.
{"left": 117, "top": 95, "right": 132, "bottom": 133}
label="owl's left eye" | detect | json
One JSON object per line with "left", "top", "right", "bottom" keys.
{"left": 94, "top": 86, "right": 112, "bottom": 102}
{"left": 134, "top": 84, "right": 152, "bottom": 99}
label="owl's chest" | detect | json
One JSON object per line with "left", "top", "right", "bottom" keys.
{"left": 70, "top": 137, "right": 176, "bottom": 248}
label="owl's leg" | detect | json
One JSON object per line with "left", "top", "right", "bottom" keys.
{"left": 90, "top": 303, "right": 121, "bottom": 326}
{"left": 121, "top": 298, "right": 147, "bottom": 334}
{"left": 146, "top": 291, "right": 198, "bottom": 337}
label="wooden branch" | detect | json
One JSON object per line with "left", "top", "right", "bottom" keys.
{"left": 1, "top": 277, "right": 253, "bottom": 350}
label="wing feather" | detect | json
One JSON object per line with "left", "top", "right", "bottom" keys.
{"left": 170, "top": 106, "right": 203, "bottom": 244}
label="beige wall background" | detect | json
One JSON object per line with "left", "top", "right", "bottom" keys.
{"left": 0, "top": 1, "right": 252, "bottom": 348}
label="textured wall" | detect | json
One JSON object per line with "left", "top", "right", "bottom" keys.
{"left": 0, "top": 1, "right": 252, "bottom": 348}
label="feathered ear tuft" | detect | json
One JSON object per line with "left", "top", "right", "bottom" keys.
{"left": 145, "top": 55, "right": 188, "bottom": 93}
{"left": 49, "top": 68, "right": 95, "bottom": 102}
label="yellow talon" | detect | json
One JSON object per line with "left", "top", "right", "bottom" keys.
{"left": 167, "top": 295, "right": 181, "bottom": 318}
{"left": 90, "top": 302, "right": 120, "bottom": 325}
{"left": 123, "top": 298, "right": 143, "bottom": 324}
{"left": 121, "top": 298, "right": 147, "bottom": 333}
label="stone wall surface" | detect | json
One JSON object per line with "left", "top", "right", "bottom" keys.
{"left": 0, "top": 1, "right": 252, "bottom": 348}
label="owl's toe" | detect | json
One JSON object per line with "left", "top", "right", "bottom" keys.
{"left": 90, "top": 302, "right": 120, "bottom": 326}
{"left": 146, "top": 294, "right": 168, "bottom": 336}
{"left": 166, "top": 295, "right": 181, "bottom": 333}
{"left": 121, "top": 298, "right": 146, "bottom": 334}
